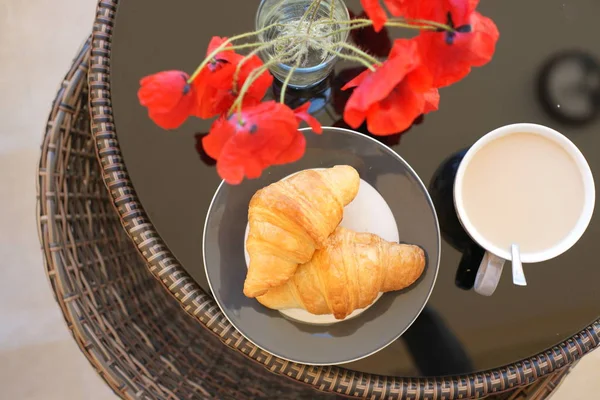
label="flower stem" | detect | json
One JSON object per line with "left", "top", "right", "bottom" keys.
{"left": 187, "top": 22, "right": 284, "bottom": 83}
{"left": 230, "top": 58, "right": 282, "bottom": 115}
{"left": 219, "top": 42, "right": 267, "bottom": 53}
{"left": 299, "top": 0, "right": 321, "bottom": 25}
{"left": 337, "top": 42, "right": 382, "bottom": 66}
{"left": 322, "top": 45, "right": 376, "bottom": 71}
{"left": 329, "top": 18, "right": 449, "bottom": 32}
{"left": 280, "top": 61, "right": 300, "bottom": 104}
{"left": 402, "top": 18, "right": 454, "bottom": 32}
{"left": 232, "top": 42, "right": 276, "bottom": 93}
{"left": 306, "top": 0, "right": 323, "bottom": 33}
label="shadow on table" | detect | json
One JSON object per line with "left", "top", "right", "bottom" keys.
{"left": 401, "top": 306, "right": 474, "bottom": 376}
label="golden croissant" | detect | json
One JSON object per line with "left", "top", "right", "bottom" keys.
{"left": 244, "top": 166, "right": 360, "bottom": 298}
{"left": 257, "top": 227, "right": 426, "bottom": 319}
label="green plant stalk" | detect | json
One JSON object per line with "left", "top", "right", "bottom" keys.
{"left": 329, "top": 18, "right": 447, "bottom": 32}
{"left": 280, "top": 61, "right": 301, "bottom": 103}
{"left": 187, "top": 22, "right": 284, "bottom": 83}
{"left": 230, "top": 58, "right": 282, "bottom": 115}
{"left": 299, "top": 0, "right": 321, "bottom": 25}
{"left": 232, "top": 42, "right": 277, "bottom": 93}
{"left": 402, "top": 18, "right": 455, "bottom": 31}
{"left": 337, "top": 42, "right": 382, "bottom": 65}
{"left": 322, "top": 45, "right": 376, "bottom": 71}
{"left": 306, "top": 0, "right": 324, "bottom": 33}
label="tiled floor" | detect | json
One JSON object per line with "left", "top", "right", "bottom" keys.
{"left": 0, "top": 1, "right": 598, "bottom": 399}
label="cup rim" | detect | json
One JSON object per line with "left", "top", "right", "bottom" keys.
{"left": 454, "top": 123, "right": 596, "bottom": 263}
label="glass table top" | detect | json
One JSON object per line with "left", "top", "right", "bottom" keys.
{"left": 110, "top": 0, "right": 600, "bottom": 377}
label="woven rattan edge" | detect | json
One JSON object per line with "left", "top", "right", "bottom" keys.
{"left": 87, "top": 0, "right": 600, "bottom": 398}
{"left": 37, "top": 36, "right": 135, "bottom": 399}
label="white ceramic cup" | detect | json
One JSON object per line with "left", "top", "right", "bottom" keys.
{"left": 454, "top": 123, "right": 596, "bottom": 296}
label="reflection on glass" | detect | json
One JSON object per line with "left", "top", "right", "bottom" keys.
{"left": 429, "top": 150, "right": 484, "bottom": 290}
{"left": 348, "top": 10, "right": 393, "bottom": 58}
{"left": 273, "top": 74, "right": 333, "bottom": 113}
{"left": 194, "top": 133, "right": 217, "bottom": 167}
{"left": 401, "top": 307, "right": 473, "bottom": 376}
{"left": 537, "top": 50, "right": 600, "bottom": 126}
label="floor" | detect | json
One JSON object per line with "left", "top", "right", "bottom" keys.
{"left": 0, "top": 1, "right": 598, "bottom": 399}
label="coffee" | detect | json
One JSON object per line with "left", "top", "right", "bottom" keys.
{"left": 461, "top": 132, "right": 585, "bottom": 254}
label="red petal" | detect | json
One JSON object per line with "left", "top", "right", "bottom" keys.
{"left": 206, "top": 36, "right": 243, "bottom": 65}
{"left": 361, "top": 0, "right": 388, "bottom": 32}
{"left": 423, "top": 88, "right": 440, "bottom": 113}
{"left": 138, "top": 70, "right": 190, "bottom": 114}
{"left": 343, "top": 40, "right": 420, "bottom": 126}
{"left": 217, "top": 138, "right": 267, "bottom": 184}
{"left": 208, "top": 101, "right": 307, "bottom": 184}
{"left": 146, "top": 88, "right": 195, "bottom": 130}
{"left": 274, "top": 131, "right": 306, "bottom": 164}
{"left": 344, "top": 106, "right": 368, "bottom": 129}
{"left": 202, "top": 117, "right": 235, "bottom": 159}
{"left": 238, "top": 55, "right": 273, "bottom": 101}
{"left": 342, "top": 69, "right": 371, "bottom": 91}
{"left": 294, "top": 103, "right": 323, "bottom": 134}
{"left": 416, "top": 11, "right": 499, "bottom": 88}
{"left": 384, "top": 0, "right": 408, "bottom": 16}
{"left": 365, "top": 82, "right": 425, "bottom": 135}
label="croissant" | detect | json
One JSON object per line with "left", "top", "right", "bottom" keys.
{"left": 244, "top": 166, "right": 360, "bottom": 298}
{"left": 257, "top": 227, "right": 426, "bottom": 319}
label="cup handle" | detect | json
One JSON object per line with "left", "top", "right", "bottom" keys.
{"left": 473, "top": 252, "right": 506, "bottom": 296}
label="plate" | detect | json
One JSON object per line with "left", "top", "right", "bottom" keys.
{"left": 203, "top": 127, "right": 440, "bottom": 365}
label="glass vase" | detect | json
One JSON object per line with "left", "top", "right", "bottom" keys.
{"left": 255, "top": 0, "right": 350, "bottom": 89}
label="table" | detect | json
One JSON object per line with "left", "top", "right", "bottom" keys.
{"left": 108, "top": 0, "right": 600, "bottom": 379}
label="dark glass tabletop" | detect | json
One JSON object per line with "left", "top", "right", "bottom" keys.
{"left": 111, "top": 0, "right": 600, "bottom": 377}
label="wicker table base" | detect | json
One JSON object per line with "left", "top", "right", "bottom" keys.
{"left": 37, "top": 36, "right": 577, "bottom": 400}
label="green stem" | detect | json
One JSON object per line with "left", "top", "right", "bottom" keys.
{"left": 384, "top": 21, "right": 439, "bottom": 31}
{"left": 306, "top": 0, "right": 323, "bottom": 33}
{"left": 232, "top": 42, "right": 276, "bottom": 93}
{"left": 323, "top": 45, "right": 376, "bottom": 71}
{"left": 402, "top": 18, "right": 454, "bottom": 32}
{"left": 230, "top": 58, "right": 282, "bottom": 115}
{"left": 324, "top": 22, "right": 372, "bottom": 37}
{"left": 329, "top": 0, "right": 336, "bottom": 19}
{"left": 280, "top": 62, "right": 300, "bottom": 104}
{"left": 299, "top": 0, "right": 320, "bottom": 25}
{"left": 337, "top": 42, "right": 382, "bottom": 66}
{"left": 187, "top": 22, "right": 284, "bottom": 83}
{"left": 327, "top": 18, "right": 449, "bottom": 32}
{"left": 218, "top": 42, "right": 267, "bottom": 53}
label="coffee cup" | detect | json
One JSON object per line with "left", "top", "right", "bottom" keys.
{"left": 454, "top": 123, "right": 595, "bottom": 296}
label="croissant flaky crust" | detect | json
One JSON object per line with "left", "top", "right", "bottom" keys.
{"left": 243, "top": 166, "right": 360, "bottom": 298}
{"left": 257, "top": 227, "right": 426, "bottom": 319}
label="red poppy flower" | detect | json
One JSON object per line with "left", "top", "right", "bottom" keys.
{"left": 342, "top": 39, "right": 439, "bottom": 135}
{"left": 202, "top": 101, "right": 311, "bottom": 184}
{"left": 193, "top": 36, "right": 273, "bottom": 119}
{"left": 416, "top": 10, "right": 499, "bottom": 88}
{"left": 138, "top": 70, "right": 196, "bottom": 130}
{"left": 396, "top": 0, "right": 498, "bottom": 88}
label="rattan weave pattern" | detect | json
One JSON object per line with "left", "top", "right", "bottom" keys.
{"left": 71, "top": 0, "right": 600, "bottom": 398}
{"left": 38, "top": 37, "right": 339, "bottom": 400}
